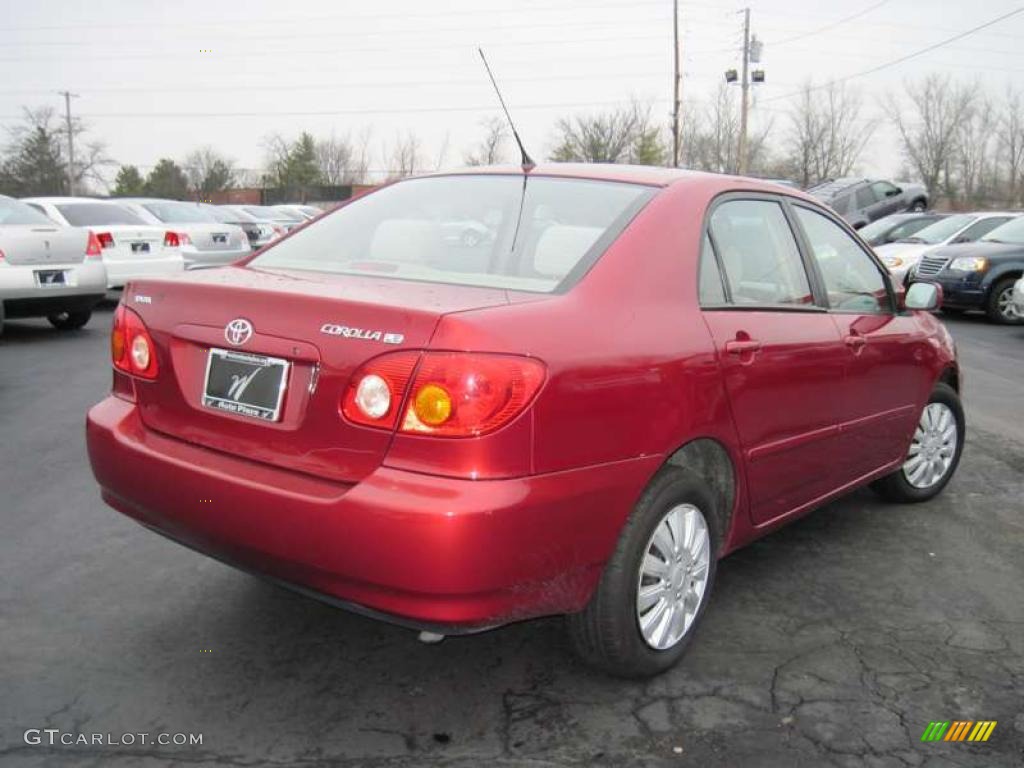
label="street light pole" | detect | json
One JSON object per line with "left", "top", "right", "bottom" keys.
{"left": 58, "top": 90, "right": 79, "bottom": 195}
{"left": 672, "top": 0, "right": 682, "bottom": 167}
{"left": 737, "top": 7, "right": 750, "bottom": 176}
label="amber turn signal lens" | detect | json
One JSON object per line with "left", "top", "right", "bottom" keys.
{"left": 413, "top": 384, "right": 453, "bottom": 426}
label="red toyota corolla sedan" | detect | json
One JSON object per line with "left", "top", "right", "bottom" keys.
{"left": 86, "top": 165, "right": 963, "bottom": 677}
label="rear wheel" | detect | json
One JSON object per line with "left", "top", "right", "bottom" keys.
{"left": 910, "top": 198, "right": 927, "bottom": 212}
{"left": 47, "top": 310, "right": 92, "bottom": 330}
{"left": 871, "top": 383, "right": 964, "bottom": 503}
{"left": 567, "top": 468, "right": 719, "bottom": 678}
{"left": 985, "top": 277, "right": 1022, "bottom": 324}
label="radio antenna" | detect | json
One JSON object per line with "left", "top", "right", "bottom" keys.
{"left": 478, "top": 48, "right": 535, "bottom": 171}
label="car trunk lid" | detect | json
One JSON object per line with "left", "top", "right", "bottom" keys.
{"left": 0, "top": 225, "right": 86, "bottom": 264}
{"left": 125, "top": 266, "right": 515, "bottom": 483}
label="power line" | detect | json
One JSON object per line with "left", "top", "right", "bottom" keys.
{"left": 0, "top": 0, "right": 678, "bottom": 33}
{"left": 766, "top": 0, "right": 892, "bottom": 46}
{"left": 762, "top": 6, "right": 1024, "bottom": 103}
{"left": 0, "top": 98, "right": 673, "bottom": 122}
{"left": 0, "top": 32, "right": 674, "bottom": 63}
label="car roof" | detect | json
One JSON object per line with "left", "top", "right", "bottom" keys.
{"left": 21, "top": 196, "right": 107, "bottom": 204}
{"left": 414, "top": 164, "right": 825, "bottom": 206}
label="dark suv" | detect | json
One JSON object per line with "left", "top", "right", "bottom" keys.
{"left": 910, "top": 215, "right": 1024, "bottom": 324}
{"left": 809, "top": 178, "right": 929, "bottom": 229}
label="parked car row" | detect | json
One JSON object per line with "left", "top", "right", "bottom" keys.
{"left": 863, "top": 211, "right": 1024, "bottom": 324}
{"left": 0, "top": 195, "right": 319, "bottom": 334}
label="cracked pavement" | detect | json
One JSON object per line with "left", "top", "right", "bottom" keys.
{"left": 1, "top": 307, "right": 1022, "bottom": 767}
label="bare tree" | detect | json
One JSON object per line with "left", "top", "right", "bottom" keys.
{"left": 464, "top": 117, "right": 508, "bottom": 166}
{"left": 383, "top": 132, "right": 423, "bottom": 181}
{"left": 954, "top": 94, "right": 997, "bottom": 208}
{"left": 315, "top": 132, "right": 369, "bottom": 185}
{"left": 1, "top": 106, "right": 113, "bottom": 195}
{"left": 785, "top": 81, "right": 875, "bottom": 187}
{"left": 888, "top": 75, "right": 976, "bottom": 205}
{"left": 183, "top": 146, "right": 237, "bottom": 197}
{"left": 549, "top": 100, "right": 667, "bottom": 165}
{"left": 681, "top": 84, "right": 770, "bottom": 175}
{"left": 998, "top": 87, "right": 1024, "bottom": 208}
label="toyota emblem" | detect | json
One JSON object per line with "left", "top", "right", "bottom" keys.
{"left": 224, "top": 318, "right": 253, "bottom": 346}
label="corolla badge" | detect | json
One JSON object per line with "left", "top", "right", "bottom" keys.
{"left": 225, "top": 318, "right": 254, "bottom": 346}
{"left": 320, "top": 324, "right": 404, "bottom": 345}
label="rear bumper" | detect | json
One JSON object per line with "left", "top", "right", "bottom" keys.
{"left": 182, "top": 248, "right": 251, "bottom": 269}
{"left": 86, "top": 396, "right": 659, "bottom": 629}
{"left": 105, "top": 255, "right": 185, "bottom": 288}
{"left": 0, "top": 260, "right": 107, "bottom": 301}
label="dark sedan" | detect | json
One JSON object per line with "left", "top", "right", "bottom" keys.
{"left": 910, "top": 216, "right": 1024, "bottom": 324}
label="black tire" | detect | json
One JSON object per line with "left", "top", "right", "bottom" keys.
{"left": 47, "top": 310, "right": 92, "bottom": 330}
{"left": 566, "top": 467, "right": 721, "bottom": 678}
{"left": 985, "top": 277, "right": 1023, "bottom": 325}
{"left": 871, "top": 382, "right": 964, "bottom": 503}
{"left": 910, "top": 199, "right": 927, "bottom": 212}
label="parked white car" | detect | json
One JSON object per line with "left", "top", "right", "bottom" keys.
{"left": 1012, "top": 276, "right": 1024, "bottom": 318}
{"left": 113, "top": 198, "right": 250, "bottom": 268}
{"left": 875, "top": 212, "right": 1018, "bottom": 284}
{"left": 0, "top": 195, "right": 107, "bottom": 333}
{"left": 22, "top": 197, "right": 185, "bottom": 288}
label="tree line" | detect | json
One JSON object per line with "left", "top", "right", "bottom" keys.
{"left": 2, "top": 74, "right": 1023, "bottom": 210}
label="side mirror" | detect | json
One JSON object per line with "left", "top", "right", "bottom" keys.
{"left": 905, "top": 282, "right": 943, "bottom": 311}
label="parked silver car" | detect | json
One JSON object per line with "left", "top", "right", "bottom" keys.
{"left": 201, "top": 204, "right": 283, "bottom": 251}
{"left": 22, "top": 197, "right": 185, "bottom": 288}
{"left": 0, "top": 195, "right": 107, "bottom": 333}
{"left": 808, "top": 178, "right": 929, "bottom": 229}
{"left": 241, "top": 205, "right": 305, "bottom": 233}
{"left": 113, "top": 198, "right": 249, "bottom": 268}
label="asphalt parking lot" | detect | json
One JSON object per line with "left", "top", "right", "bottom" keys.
{"left": 1, "top": 306, "right": 1022, "bottom": 768}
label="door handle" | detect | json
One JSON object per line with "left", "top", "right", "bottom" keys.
{"left": 844, "top": 334, "right": 867, "bottom": 349}
{"left": 724, "top": 339, "right": 763, "bottom": 355}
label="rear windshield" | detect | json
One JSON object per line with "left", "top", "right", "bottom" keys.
{"left": 909, "top": 214, "right": 976, "bottom": 244}
{"left": 143, "top": 201, "right": 215, "bottom": 223}
{"left": 57, "top": 203, "right": 147, "bottom": 226}
{"left": 0, "top": 197, "right": 54, "bottom": 225}
{"left": 249, "top": 175, "right": 653, "bottom": 293}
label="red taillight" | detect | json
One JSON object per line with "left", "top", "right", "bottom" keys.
{"left": 111, "top": 304, "right": 158, "bottom": 380}
{"left": 341, "top": 352, "right": 419, "bottom": 429}
{"left": 163, "top": 231, "right": 190, "bottom": 247}
{"left": 341, "top": 352, "right": 546, "bottom": 437}
{"left": 85, "top": 231, "right": 103, "bottom": 258}
{"left": 96, "top": 232, "right": 114, "bottom": 249}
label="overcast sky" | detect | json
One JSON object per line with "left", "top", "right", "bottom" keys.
{"left": 2, "top": 0, "right": 1023, "bottom": 186}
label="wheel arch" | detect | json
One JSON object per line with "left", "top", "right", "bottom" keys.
{"left": 663, "top": 437, "right": 738, "bottom": 551}
{"left": 938, "top": 364, "right": 960, "bottom": 393}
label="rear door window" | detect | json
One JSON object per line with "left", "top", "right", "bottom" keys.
{"left": 855, "top": 186, "right": 877, "bottom": 209}
{"left": 708, "top": 200, "right": 813, "bottom": 307}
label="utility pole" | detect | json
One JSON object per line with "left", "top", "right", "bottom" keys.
{"left": 736, "top": 7, "right": 751, "bottom": 176}
{"left": 672, "top": 0, "right": 682, "bottom": 167}
{"left": 58, "top": 91, "right": 79, "bottom": 195}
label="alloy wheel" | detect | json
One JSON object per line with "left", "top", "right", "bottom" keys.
{"left": 997, "top": 286, "right": 1019, "bottom": 321}
{"left": 636, "top": 503, "right": 710, "bottom": 650}
{"left": 903, "top": 402, "right": 958, "bottom": 489}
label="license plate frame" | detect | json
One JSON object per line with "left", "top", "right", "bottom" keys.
{"left": 201, "top": 347, "right": 290, "bottom": 423}
{"left": 34, "top": 270, "right": 67, "bottom": 287}
{"left": 130, "top": 242, "right": 150, "bottom": 254}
